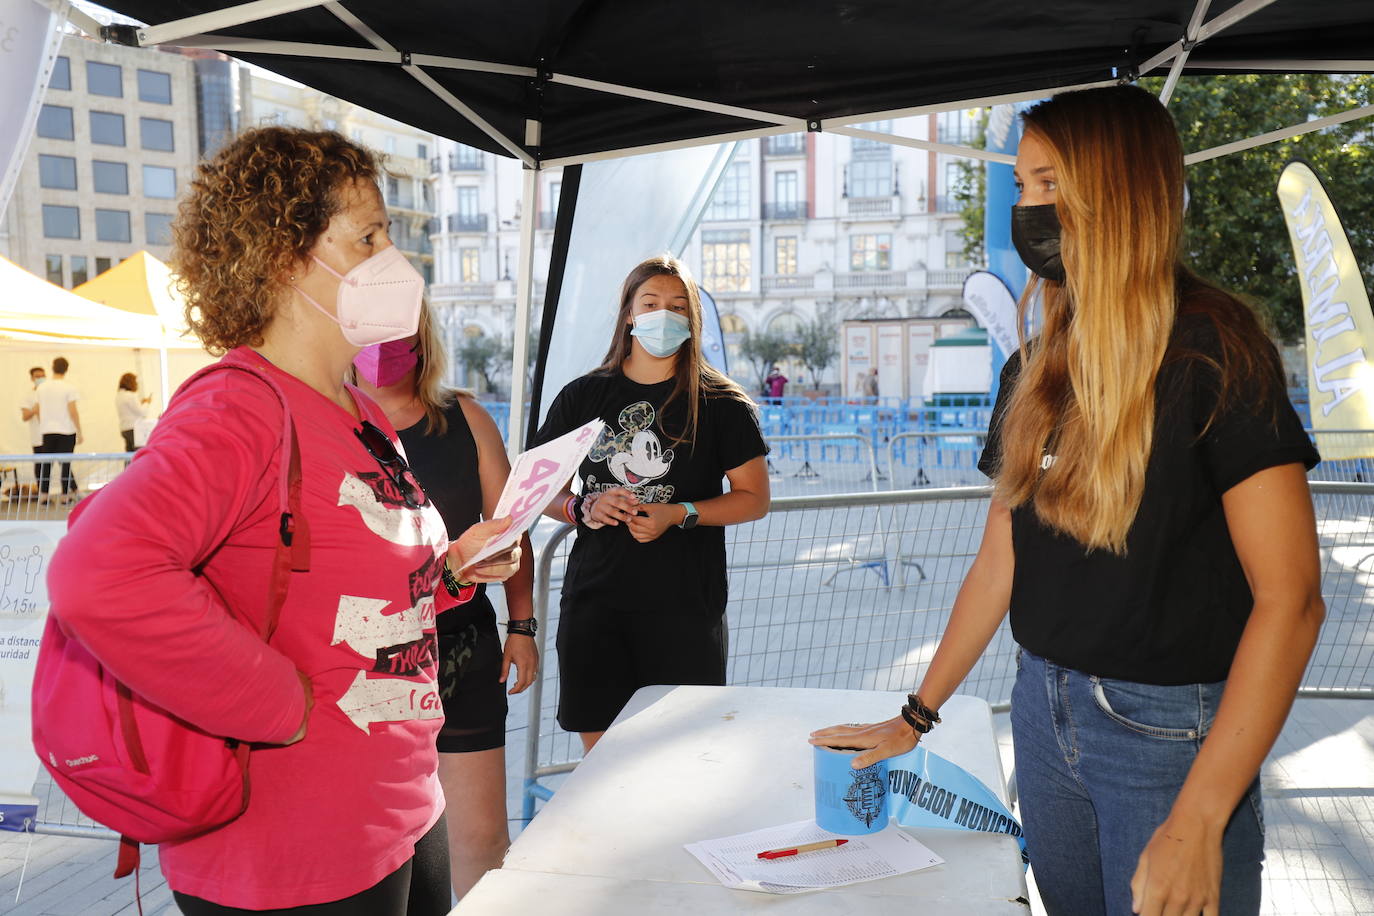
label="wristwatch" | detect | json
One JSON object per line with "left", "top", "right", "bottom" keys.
{"left": 504, "top": 618, "right": 537, "bottom": 637}
{"left": 678, "top": 502, "right": 700, "bottom": 530}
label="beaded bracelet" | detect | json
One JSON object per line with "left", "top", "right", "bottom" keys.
{"left": 562, "top": 494, "right": 579, "bottom": 525}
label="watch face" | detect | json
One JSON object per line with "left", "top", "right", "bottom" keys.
{"left": 682, "top": 508, "right": 700, "bottom": 530}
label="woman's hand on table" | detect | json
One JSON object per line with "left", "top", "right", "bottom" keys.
{"left": 585, "top": 487, "right": 639, "bottom": 527}
{"left": 808, "top": 716, "right": 918, "bottom": 769}
{"left": 448, "top": 517, "right": 520, "bottom": 583}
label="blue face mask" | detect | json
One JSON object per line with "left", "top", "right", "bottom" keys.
{"left": 630, "top": 309, "right": 692, "bottom": 358}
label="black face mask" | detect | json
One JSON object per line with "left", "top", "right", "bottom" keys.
{"left": 1011, "top": 204, "right": 1066, "bottom": 283}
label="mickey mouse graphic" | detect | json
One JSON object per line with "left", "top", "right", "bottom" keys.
{"left": 588, "top": 401, "right": 675, "bottom": 489}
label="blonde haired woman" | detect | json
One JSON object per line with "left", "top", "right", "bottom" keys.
{"left": 534, "top": 255, "right": 770, "bottom": 752}
{"left": 813, "top": 86, "right": 1322, "bottom": 916}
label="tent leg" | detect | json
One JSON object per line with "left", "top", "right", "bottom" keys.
{"left": 507, "top": 166, "right": 538, "bottom": 458}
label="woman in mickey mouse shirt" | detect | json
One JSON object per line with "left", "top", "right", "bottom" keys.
{"left": 535, "top": 255, "right": 770, "bottom": 752}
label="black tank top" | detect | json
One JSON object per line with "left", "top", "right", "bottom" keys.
{"left": 397, "top": 397, "right": 493, "bottom": 630}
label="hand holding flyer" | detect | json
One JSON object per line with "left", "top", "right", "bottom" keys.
{"left": 463, "top": 418, "right": 606, "bottom": 567}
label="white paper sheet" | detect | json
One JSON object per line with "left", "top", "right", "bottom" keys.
{"left": 685, "top": 820, "right": 943, "bottom": 895}
{"left": 464, "top": 418, "right": 605, "bottom": 566}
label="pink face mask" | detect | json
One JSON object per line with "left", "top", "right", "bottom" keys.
{"left": 355, "top": 339, "right": 419, "bottom": 388}
{"left": 292, "top": 245, "right": 424, "bottom": 346}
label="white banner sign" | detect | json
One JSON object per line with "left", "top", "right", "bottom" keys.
{"left": 0, "top": 0, "right": 67, "bottom": 215}
{"left": 961, "top": 271, "right": 1019, "bottom": 356}
{"left": 0, "top": 520, "right": 62, "bottom": 827}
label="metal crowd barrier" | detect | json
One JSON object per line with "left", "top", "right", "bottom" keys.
{"left": 886, "top": 430, "right": 990, "bottom": 489}
{"left": 0, "top": 453, "right": 132, "bottom": 523}
{"left": 521, "top": 481, "right": 1374, "bottom": 818}
{"left": 765, "top": 433, "right": 881, "bottom": 495}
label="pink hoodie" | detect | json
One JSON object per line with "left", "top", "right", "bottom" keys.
{"left": 47, "top": 348, "right": 456, "bottom": 908}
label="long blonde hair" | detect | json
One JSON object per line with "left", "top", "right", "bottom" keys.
{"left": 995, "top": 86, "right": 1186, "bottom": 554}
{"left": 595, "top": 255, "right": 750, "bottom": 448}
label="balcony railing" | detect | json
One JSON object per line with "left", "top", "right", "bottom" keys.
{"left": 430, "top": 282, "right": 496, "bottom": 300}
{"left": 386, "top": 190, "right": 417, "bottom": 210}
{"left": 426, "top": 216, "right": 441, "bottom": 235}
{"left": 762, "top": 200, "right": 806, "bottom": 220}
{"left": 935, "top": 194, "right": 963, "bottom": 213}
{"left": 927, "top": 268, "right": 968, "bottom": 288}
{"left": 765, "top": 134, "right": 805, "bottom": 155}
{"left": 834, "top": 270, "right": 903, "bottom": 289}
{"left": 449, "top": 150, "right": 485, "bottom": 171}
{"left": 845, "top": 196, "right": 896, "bottom": 217}
{"left": 447, "top": 213, "right": 489, "bottom": 232}
{"left": 429, "top": 157, "right": 443, "bottom": 174}
{"left": 762, "top": 273, "right": 815, "bottom": 292}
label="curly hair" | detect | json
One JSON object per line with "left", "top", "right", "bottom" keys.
{"left": 172, "top": 127, "right": 379, "bottom": 353}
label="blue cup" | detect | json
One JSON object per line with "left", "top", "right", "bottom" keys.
{"left": 813, "top": 744, "right": 889, "bottom": 835}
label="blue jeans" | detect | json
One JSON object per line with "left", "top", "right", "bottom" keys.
{"left": 1011, "top": 648, "right": 1263, "bottom": 915}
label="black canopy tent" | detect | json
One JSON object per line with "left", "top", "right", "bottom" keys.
{"left": 59, "top": 0, "right": 1374, "bottom": 444}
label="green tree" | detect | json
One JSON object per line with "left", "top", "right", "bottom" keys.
{"left": 457, "top": 333, "right": 504, "bottom": 394}
{"left": 1141, "top": 74, "right": 1374, "bottom": 342}
{"left": 952, "top": 109, "right": 990, "bottom": 265}
{"left": 796, "top": 315, "right": 839, "bottom": 388}
{"left": 738, "top": 330, "right": 796, "bottom": 392}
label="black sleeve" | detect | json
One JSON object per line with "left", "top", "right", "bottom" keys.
{"left": 1196, "top": 354, "right": 1319, "bottom": 494}
{"left": 977, "top": 352, "right": 1023, "bottom": 480}
{"left": 712, "top": 395, "right": 770, "bottom": 473}
{"left": 530, "top": 378, "right": 586, "bottom": 448}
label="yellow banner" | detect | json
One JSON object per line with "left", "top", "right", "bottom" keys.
{"left": 1277, "top": 161, "right": 1374, "bottom": 460}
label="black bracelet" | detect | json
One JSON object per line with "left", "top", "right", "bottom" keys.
{"left": 905, "top": 693, "right": 941, "bottom": 726}
{"left": 504, "top": 618, "right": 537, "bottom": 637}
{"left": 571, "top": 495, "right": 586, "bottom": 526}
{"left": 442, "top": 558, "right": 474, "bottom": 597}
{"left": 900, "top": 704, "right": 936, "bottom": 734}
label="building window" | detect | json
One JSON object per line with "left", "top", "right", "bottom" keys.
{"left": 92, "top": 160, "right": 129, "bottom": 195}
{"left": 38, "top": 154, "right": 77, "bottom": 190}
{"left": 774, "top": 236, "right": 798, "bottom": 275}
{"left": 146, "top": 212, "right": 175, "bottom": 246}
{"left": 45, "top": 255, "right": 63, "bottom": 286}
{"left": 50, "top": 56, "right": 71, "bottom": 91}
{"left": 945, "top": 229, "right": 969, "bottom": 269}
{"left": 767, "top": 171, "right": 802, "bottom": 219}
{"left": 452, "top": 144, "right": 484, "bottom": 170}
{"left": 850, "top": 233, "right": 892, "bottom": 271}
{"left": 384, "top": 135, "right": 397, "bottom": 154}
{"left": 416, "top": 142, "right": 428, "bottom": 160}
{"left": 701, "top": 229, "right": 751, "bottom": 292}
{"left": 143, "top": 164, "right": 176, "bottom": 199}
{"left": 137, "top": 69, "right": 172, "bottom": 104}
{"left": 851, "top": 120, "right": 893, "bottom": 156}
{"left": 42, "top": 205, "right": 80, "bottom": 239}
{"left": 140, "top": 117, "right": 175, "bottom": 151}
{"left": 87, "top": 61, "right": 122, "bottom": 98}
{"left": 937, "top": 110, "right": 977, "bottom": 145}
{"left": 37, "top": 105, "right": 74, "bottom": 140}
{"left": 848, "top": 159, "right": 892, "bottom": 198}
{"left": 96, "top": 208, "right": 132, "bottom": 243}
{"left": 460, "top": 248, "right": 480, "bottom": 283}
{"left": 70, "top": 256, "right": 89, "bottom": 286}
{"left": 704, "top": 161, "right": 751, "bottom": 221}
{"left": 90, "top": 111, "right": 125, "bottom": 146}
{"left": 941, "top": 161, "right": 969, "bottom": 212}
{"left": 96, "top": 256, "right": 112, "bottom": 275}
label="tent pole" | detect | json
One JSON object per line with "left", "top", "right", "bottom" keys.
{"left": 1159, "top": 0, "right": 1213, "bottom": 106}
{"left": 1185, "top": 102, "right": 1374, "bottom": 164}
{"left": 507, "top": 166, "right": 539, "bottom": 457}
{"left": 158, "top": 346, "right": 170, "bottom": 412}
{"left": 137, "top": 0, "right": 332, "bottom": 46}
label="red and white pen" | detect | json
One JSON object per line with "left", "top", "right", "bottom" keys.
{"left": 756, "top": 838, "right": 849, "bottom": 860}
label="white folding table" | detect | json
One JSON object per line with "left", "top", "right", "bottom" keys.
{"left": 455, "top": 685, "right": 1029, "bottom": 914}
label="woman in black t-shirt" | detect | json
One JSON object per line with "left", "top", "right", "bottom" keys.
{"left": 535, "top": 255, "right": 770, "bottom": 752}
{"left": 353, "top": 302, "right": 537, "bottom": 900}
{"left": 814, "top": 86, "right": 1322, "bottom": 916}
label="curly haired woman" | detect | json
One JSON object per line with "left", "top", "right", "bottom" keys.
{"left": 45, "top": 127, "right": 520, "bottom": 915}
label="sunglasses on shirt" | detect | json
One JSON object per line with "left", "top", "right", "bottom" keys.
{"left": 353, "top": 420, "right": 428, "bottom": 510}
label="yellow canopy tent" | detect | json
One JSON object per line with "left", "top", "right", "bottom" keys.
{"left": 71, "top": 251, "right": 207, "bottom": 415}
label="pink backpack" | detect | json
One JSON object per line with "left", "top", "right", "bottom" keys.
{"left": 31, "top": 359, "right": 311, "bottom": 879}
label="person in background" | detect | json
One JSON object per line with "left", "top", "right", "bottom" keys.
{"left": 35, "top": 356, "right": 82, "bottom": 505}
{"left": 764, "top": 365, "right": 788, "bottom": 402}
{"left": 19, "top": 366, "right": 44, "bottom": 490}
{"left": 811, "top": 85, "right": 1322, "bottom": 916}
{"left": 862, "top": 367, "right": 879, "bottom": 398}
{"left": 45, "top": 126, "right": 520, "bottom": 916}
{"left": 534, "top": 254, "right": 770, "bottom": 754}
{"left": 115, "top": 373, "right": 152, "bottom": 452}
{"left": 352, "top": 301, "right": 538, "bottom": 900}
